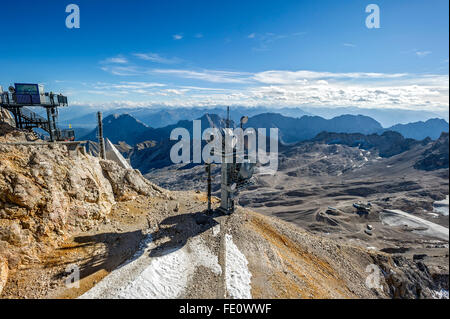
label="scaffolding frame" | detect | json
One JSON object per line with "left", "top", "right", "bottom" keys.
{"left": 0, "top": 90, "right": 69, "bottom": 142}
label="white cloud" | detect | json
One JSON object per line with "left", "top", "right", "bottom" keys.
{"left": 173, "top": 34, "right": 183, "bottom": 40}
{"left": 96, "top": 63, "right": 448, "bottom": 112}
{"left": 252, "top": 70, "right": 408, "bottom": 84}
{"left": 194, "top": 33, "right": 204, "bottom": 38}
{"left": 416, "top": 51, "right": 432, "bottom": 57}
{"left": 343, "top": 43, "right": 356, "bottom": 47}
{"left": 100, "top": 65, "right": 141, "bottom": 76}
{"left": 93, "top": 81, "right": 166, "bottom": 90}
{"left": 133, "top": 53, "right": 181, "bottom": 64}
{"left": 179, "top": 86, "right": 228, "bottom": 91}
{"left": 151, "top": 69, "right": 251, "bottom": 83}
{"left": 250, "top": 32, "right": 301, "bottom": 51}
{"left": 100, "top": 56, "right": 128, "bottom": 64}
{"left": 246, "top": 80, "right": 448, "bottom": 110}
{"left": 163, "top": 88, "right": 189, "bottom": 95}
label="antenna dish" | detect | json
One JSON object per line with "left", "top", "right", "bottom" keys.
{"left": 8, "top": 86, "right": 15, "bottom": 93}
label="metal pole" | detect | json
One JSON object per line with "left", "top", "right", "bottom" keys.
{"left": 12, "top": 108, "right": 19, "bottom": 128}
{"left": 51, "top": 107, "right": 58, "bottom": 139}
{"left": 46, "top": 107, "right": 54, "bottom": 142}
{"left": 207, "top": 163, "right": 212, "bottom": 212}
{"left": 219, "top": 106, "right": 234, "bottom": 215}
{"left": 97, "top": 111, "right": 106, "bottom": 160}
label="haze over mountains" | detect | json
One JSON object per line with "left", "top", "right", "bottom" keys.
{"left": 60, "top": 105, "right": 448, "bottom": 130}
{"left": 61, "top": 106, "right": 310, "bottom": 129}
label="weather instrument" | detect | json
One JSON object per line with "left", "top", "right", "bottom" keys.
{"left": 206, "top": 108, "right": 256, "bottom": 215}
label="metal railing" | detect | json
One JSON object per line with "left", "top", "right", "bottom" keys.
{"left": 0, "top": 92, "right": 68, "bottom": 107}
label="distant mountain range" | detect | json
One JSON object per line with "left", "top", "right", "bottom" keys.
{"left": 62, "top": 106, "right": 311, "bottom": 129}
{"left": 246, "top": 113, "right": 448, "bottom": 143}
{"left": 388, "top": 118, "right": 449, "bottom": 140}
{"left": 312, "top": 131, "right": 429, "bottom": 158}
{"left": 80, "top": 112, "right": 449, "bottom": 174}
{"left": 299, "top": 106, "right": 448, "bottom": 127}
{"left": 313, "top": 130, "right": 449, "bottom": 171}
{"left": 245, "top": 113, "right": 384, "bottom": 143}
{"left": 81, "top": 112, "right": 449, "bottom": 147}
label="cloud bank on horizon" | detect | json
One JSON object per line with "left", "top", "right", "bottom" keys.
{"left": 69, "top": 56, "right": 449, "bottom": 113}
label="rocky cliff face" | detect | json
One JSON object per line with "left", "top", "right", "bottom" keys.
{"left": 414, "top": 132, "right": 449, "bottom": 171}
{"left": 0, "top": 123, "right": 165, "bottom": 294}
{"left": 313, "top": 130, "right": 428, "bottom": 158}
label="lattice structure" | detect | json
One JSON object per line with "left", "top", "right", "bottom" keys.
{"left": 0, "top": 83, "right": 72, "bottom": 141}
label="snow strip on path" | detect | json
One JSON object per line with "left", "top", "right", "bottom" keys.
{"left": 80, "top": 236, "right": 221, "bottom": 299}
{"left": 224, "top": 234, "right": 252, "bottom": 299}
{"left": 381, "top": 209, "right": 449, "bottom": 241}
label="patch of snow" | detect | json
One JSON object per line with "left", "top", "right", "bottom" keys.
{"left": 117, "top": 247, "right": 190, "bottom": 299}
{"left": 433, "top": 195, "right": 449, "bottom": 216}
{"left": 381, "top": 209, "right": 449, "bottom": 241}
{"left": 190, "top": 237, "right": 222, "bottom": 276}
{"left": 225, "top": 234, "right": 252, "bottom": 299}
{"left": 212, "top": 224, "right": 221, "bottom": 237}
{"left": 80, "top": 236, "right": 221, "bottom": 299}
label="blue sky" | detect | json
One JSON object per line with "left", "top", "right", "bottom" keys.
{"left": 0, "top": 0, "right": 448, "bottom": 112}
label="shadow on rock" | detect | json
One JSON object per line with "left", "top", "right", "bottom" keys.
{"left": 49, "top": 210, "right": 221, "bottom": 283}
{"left": 148, "top": 211, "right": 219, "bottom": 258}
{"left": 49, "top": 229, "right": 144, "bottom": 282}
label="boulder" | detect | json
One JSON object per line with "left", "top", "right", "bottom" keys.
{"left": 0, "top": 255, "right": 8, "bottom": 295}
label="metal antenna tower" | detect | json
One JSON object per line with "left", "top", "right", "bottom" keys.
{"left": 97, "top": 111, "right": 106, "bottom": 160}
